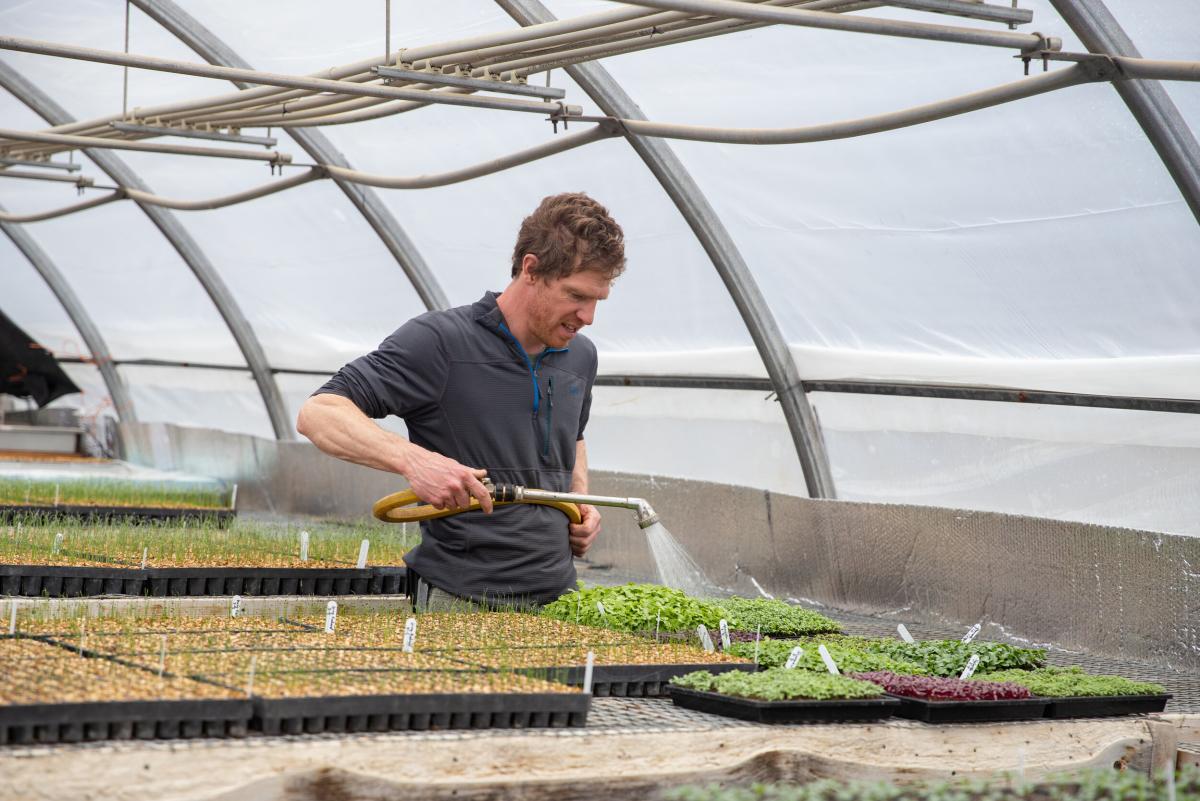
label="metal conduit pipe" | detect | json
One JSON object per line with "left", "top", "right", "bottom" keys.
{"left": 120, "top": 168, "right": 323, "bottom": 210}
{"left": 0, "top": 126, "right": 291, "bottom": 163}
{"left": 0, "top": 60, "right": 295, "bottom": 440}
{"left": 0, "top": 207, "right": 138, "bottom": 423}
{"left": 0, "top": 192, "right": 125, "bottom": 223}
{"left": 608, "top": 63, "right": 1095, "bottom": 144}
{"left": 0, "top": 37, "right": 583, "bottom": 120}
{"left": 1047, "top": 0, "right": 1200, "bottom": 226}
{"left": 608, "top": 0, "right": 1060, "bottom": 51}
{"left": 1115, "top": 57, "right": 1200, "bottom": 83}
{"left": 0, "top": 168, "right": 92, "bottom": 186}
{"left": 135, "top": 0, "right": 449, "bottom": 313}
{"left": 500, "top": 0, "right": 838, "bottom": 499}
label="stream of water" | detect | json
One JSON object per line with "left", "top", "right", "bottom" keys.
{"left": 643, "top": 521, "right": 723, "bottom": 597}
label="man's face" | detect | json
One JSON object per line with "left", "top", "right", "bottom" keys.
{"left": 527, "top": 266, "right": 612, "bottom": 350}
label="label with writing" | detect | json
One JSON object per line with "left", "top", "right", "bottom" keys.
{"left": 299, "top": 530, "right": 309, "bottom": 562}
{"left": 784, "top": 646, "right": 804, "bottom": 670}
{"left": 356, "top": 539, "right": 370, "bottom": 569}
{"left": 896, "top": 623, "right": 915, "bottom": 643}
{"left": 140, "top": 547, "right": 147, "bottom": 570}
{"left": 53, "top": 532, "right": 63, "bottom": 554}
{"left": 402, "top": 617, "right": 417, "bottom": 653}
{"left": 583, "top": 650, "right": 595, "bottom": 694}
{"left": 959, "top": 653, "right": 981, "bottom": 680}
{"left": 718, "top": 619, "right": 731, "bottom": 651}
{"left": 697, "top": 624, "right": 715, "bottom": 653}
{"left": 962, "top": 623, "right": 982, "bottom": 644}
{"left": 818, "top": 644, "right": 840, "bottom": 675}
{"left": 325, "top": 600, "right": 338, "bottom": 633}
{"left": 230, "top": 595, "right": 242, "bottom": 618}
{"left": 596, "top": 601, "right": 607, "bottom": 618}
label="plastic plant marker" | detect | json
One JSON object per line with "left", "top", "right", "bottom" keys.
{"left": 960, "top": 653, "right": 982, "bottom": 680}
{"left": 230, "top": 595, "right": 242, "bottom": 618}
{"left": 246, "top": 654, "right": 257, "bottom": 697}
{"left": 53, "top": 532, "right": 64, "bottom": 555}
{"left": 402, "top": 617, "right": 417, "bottom": 653}
{"left": 8, "top": 602, "right": 16, "bottom": 634}
{"left": 583, "top": 650, "right": 595, "bottom": 694}
{"left": 325, "top": 600, "right": 338, "bottom": 633}
{"left": 596, "top": 601, "right": 607, "bottom": 620}
{"left": 158, "top": 635, "right": 167, "bottom": 678}
{"left": 141, "top": 547, "right": 147, "bottom": 570}
{"left": 754, "top": 625, "right": 762, "bottom": 665}
{"left": 962, "top": 623, "right": 982, "bottom": 643}
{"left": 897, "top": 623, "right": 915, "bottom": 643}
{"left": 299, "top": 530, "right": 309, "bottom": 562}
{"left": 356, "top": 538, "right": 369, "bottom": 569}
{"left": 697, "top": 624, "right": 715, "bottom": 653}
{"left": 719, "top": 619, "right": 731, "bottom": 650}
{"left": 655, "top": 610, "right": 661, "bottom": 642}
{"left": 231, "top": 483, "right": 239, "bottom": 510}
{"left": 818, "top": 644, "right": 840, "bottom": 675}
{"left": 784, "top": 646, "right": 804, "bottom": 670}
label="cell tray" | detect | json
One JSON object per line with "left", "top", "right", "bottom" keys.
{"left": 0, "top": 503, "right": 234, "bottom": 526}
{"left": 0, "top": 698, "right": 253, "bottom": 746}
{"left": 253, "top": 691, "right": 590, "bottom": 735}
{"left": 887, "top": 694, "right": 1048, "bottom": 723}
{"left": 509, "top": 662, "right": 757, "bottom": 698}
{"left": 667, "top": 685, "right": 899, "bottom": 723}
{"left": 1042, "top": 693, "right": 1171, "bottom": 719}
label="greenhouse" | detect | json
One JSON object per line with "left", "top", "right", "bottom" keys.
{"left": 0, "top": 0, "right": 1197, "bottom": 798}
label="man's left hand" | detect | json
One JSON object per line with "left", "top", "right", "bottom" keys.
{"left": 569, "top": 504, "right": 601, "bottom": 557}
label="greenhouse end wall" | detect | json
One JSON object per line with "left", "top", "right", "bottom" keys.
{"left": 119, "top": 421, "right": 1200, "bottom": 670}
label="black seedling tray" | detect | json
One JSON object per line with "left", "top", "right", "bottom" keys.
{"left": 887, "top": 694, "right": 1048, "bottom": 723}
{"left": 0, "top": 564, "right": 146, "bottom": 597}
{"left": 0, "top": 564, "right": 406, "bottom": 597}
{"left": 0, "top": 503, "right": 234, "bottom": 526}
{"left": 506, "top": 662, "right": 757, "bottom": 698}
{"left": 253, "top": 691, "right": 590, "bottom": 735}
{"left": 0, "top": 698, "right": 253, "bottom": 745}
{"left": 667, "top": 685, "right": 899, "bottom": 724}
{"left": 1042, "top": 693, "right": 1171, "bottom": 719}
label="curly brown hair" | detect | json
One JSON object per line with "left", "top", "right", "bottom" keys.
{"left": 511, "top": 192, "right": 626, "bottom": 281}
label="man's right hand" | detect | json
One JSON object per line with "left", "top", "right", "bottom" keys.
{"left": 401, "top": 444, "right": 494, "bottom": 514}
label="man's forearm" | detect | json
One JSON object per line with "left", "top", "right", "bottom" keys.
{"left": 571, "top": 439, "right": 589, "bottom": 494}
{"left": 296, "top": 393, "right": 414, "bottom": 476}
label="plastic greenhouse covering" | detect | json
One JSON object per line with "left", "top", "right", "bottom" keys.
{"left": 1, "top": 0, "right": 1198, "bottom": 536}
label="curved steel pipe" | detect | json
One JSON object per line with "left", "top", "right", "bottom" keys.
{"left": 0, "top": 192, "right": 123, "bottom": 223}
{"left": 0, "top": 126, "right": 291, "bottom": 163}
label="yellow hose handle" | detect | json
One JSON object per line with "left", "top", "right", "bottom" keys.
{"left": 372, "top": 488, "right": 582, "bottom": 525}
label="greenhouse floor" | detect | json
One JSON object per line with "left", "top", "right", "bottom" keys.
{"left": 1, "top": 596, "right": 1197, "bottom": 801}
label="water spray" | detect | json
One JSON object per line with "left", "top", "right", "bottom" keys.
{"left": 373, "top": 478, "right": 718, "bottom": 596}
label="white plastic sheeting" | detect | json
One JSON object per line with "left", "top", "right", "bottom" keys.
{"left": 1, "top": 0, "right": 1198, "bottom": 534}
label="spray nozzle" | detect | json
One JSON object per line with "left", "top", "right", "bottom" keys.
{"left": 482, "top": 477, "right": 660, "bottom": 529}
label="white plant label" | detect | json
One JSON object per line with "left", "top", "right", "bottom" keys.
{"left": 897, "top": 623, "right": 915, "bottom": 643}
{"left": 140, "top": 547, "right": 148, "bottom": 569}
{"left": 753, "top": 625, "right": 762, "bottom": 665}
{"left": 356, "top": 539, "right": 370, "bottom": 569}
{"left": 818, "top": 644, "right": 840, "bottom": 675}
{"left": 230, "top": 595, "right": 242, "bottom": 618}
{"left": 784, "top": 646, "right": 804, "bottom": 670}
{"left": 962, "top": 623, "right": 982, "bottom": 644}
{"left": 655, "top": 611, "right": 661, "bottom": 641}
{"left": 325, "top": 600, "right": 338, "bottom": 633}
{"left": 299, "top": 530, "right": 309, "bottom": 562}
{"left": 718, "top": 619, "right": 731, "bottom": 651}
{"left": 959, "top": 653, "right": 982, "bottom": 680}
{"left": 53, "top": 532, "right": 64, "bottom": 555}
{"left": 402, "top": 617, "right": 417, "bottom": 653}
{"left": 697, "top": 624, "right": 715, "bottom": 653}
{"left": 596, "top": 601, "right": 607, "bottom": 618}
{"left": 583, "top": 650, "right": 595, "bottom": 694}
{"left": 8, "top": 603, "right": 16, "bottom": 635}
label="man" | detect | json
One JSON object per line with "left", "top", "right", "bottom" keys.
{"left": 297, "top": 192, "right": 625, "bottom": 610}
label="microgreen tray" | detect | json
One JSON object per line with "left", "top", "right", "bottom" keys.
{"left": 1041, "top": 694, "right": 1171, "bottom": 719}
{"left": 667, "top": 685, "right": 899, "bottom": 723}
{"left": 509, "top": 663, "right": 757, "bottom": 698}
{"left": 887, "top": 694, "right": 1048, "bottom": 722}
{"left": 0, "top": 503, "right": 235, "bottom": 526}
{"left": 253, "top": 691, "right": 590, "bottom": 735}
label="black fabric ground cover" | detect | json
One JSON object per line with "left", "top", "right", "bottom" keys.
{"left": 0, "top": 564, "right": 406, "bottom": 597}
{"left": 887, "top": 695, "right": 1048, "bottom": 722}
{"left": 0, "top": 504, "right": 235, "bottom": 526}
{"left": 1041, "top": 694, "right": 1171, "bottom": 719}
{"left": 252, "top": 691, "right": 590, "bottom": 735}
{"left": 666, "top": 685, "right": 899, "bottom": 724}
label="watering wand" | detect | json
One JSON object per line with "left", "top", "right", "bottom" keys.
{"left": 373, "top": 477, "right": 660, "bottom": 529}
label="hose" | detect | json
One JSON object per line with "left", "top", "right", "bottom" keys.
{"left": 373, "top": 487, "right": 582, "bottom": 524}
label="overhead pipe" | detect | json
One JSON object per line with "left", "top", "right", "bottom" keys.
{"left": 607, "top": 0, "right": 1059, "bottom": 51}
{"left": 0, "top": 126, "right": 291, "bottom": 164}
{"left": 881, "top": 0, "right": 1033, "bottom": 26}
{"left": 0, "top": 192, "right": 123, "bottom": 223}
{"left": 0, "top": 168, "right": 92, "bottom": 187}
